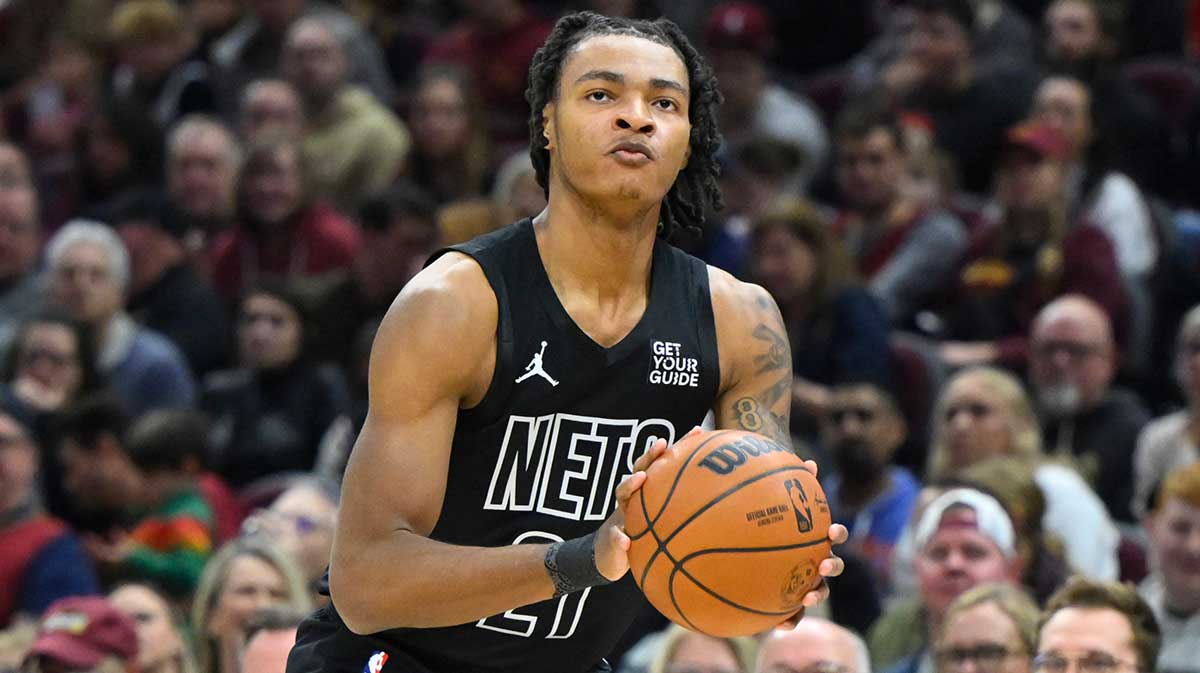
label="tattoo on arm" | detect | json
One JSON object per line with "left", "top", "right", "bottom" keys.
{"left": 731, "top": 296, "right": 792, "bottom": 444}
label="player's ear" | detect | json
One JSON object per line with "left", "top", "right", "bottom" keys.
{"left": 542, "top": 103, "right": 556, "bottom": 151}
{"left": 681, "top": 144, "right": 690, "bottom": 170}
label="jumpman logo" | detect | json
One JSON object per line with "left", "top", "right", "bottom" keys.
{"left": 515, "top": 341, "right": 559, "bottom": 387}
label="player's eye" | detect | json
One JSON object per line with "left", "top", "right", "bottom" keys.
{"left": 587, "top": 91, "right": 611, "bottom": 102}
{"left": 653, "top": 99, "right": 678, "bottom": 111}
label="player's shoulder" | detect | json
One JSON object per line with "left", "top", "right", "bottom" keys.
{"left": 376, "top": 252, "right": 497, "bottom": 354}
{"left": 705, "top": 264, "right": 778, "bottom": 323}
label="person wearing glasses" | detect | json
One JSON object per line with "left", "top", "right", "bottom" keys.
{"left": 756, "top": 617, "right": 871, "bottom": 673}
{"left": 1138, "top": 462, "right": 1200, "bottom": 673}
{"left": 1034, "top": 577, "right": 1160, "bottom": 673}
{"left": 820, "top": 380, "right": 920, "bottom": 587}
{"left": 240, "top": 475, "right": 338, "bottom": 602}
{"left": 1029, "top": 295, "right": 1150, "bottom": 523}
{"left": 934, "top": 583, "right": 1038, "bottom": 673}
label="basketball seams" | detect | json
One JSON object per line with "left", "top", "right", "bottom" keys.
{"left": 676, "top": 538, "right": 830, "bottom": 565}
{"left": 648, "top": 430, "right": 736, "bottom": 525}
{"left": 668, "top": 559, "right": 798, "bottom": 620}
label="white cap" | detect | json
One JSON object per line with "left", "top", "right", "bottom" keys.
{"left": 914, "top": 488, "right": 1016, "bottom": 558}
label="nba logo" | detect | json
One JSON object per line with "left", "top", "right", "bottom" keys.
{"left": 363, "top": 652, "right": 388, "bottom": 673}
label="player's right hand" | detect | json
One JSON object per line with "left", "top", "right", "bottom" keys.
{"left": 594, "top": 426, "right": 703, "bottom": 581}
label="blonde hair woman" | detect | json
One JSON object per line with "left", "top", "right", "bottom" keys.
{"left": 646, "top": 624, "right": 756, "bottom": 673}
{"left": 192, "top": 538, "right": 312, "bottom": 673}
{"left": 922, "top": 367, "right": 1118, "bottom": 582}
{"left": 934, "top": 583, "right": 1038, "bottom": 673}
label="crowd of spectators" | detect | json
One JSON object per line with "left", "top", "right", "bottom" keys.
{"left": 3, "top": 0, "right": 1200, "bottom": 672}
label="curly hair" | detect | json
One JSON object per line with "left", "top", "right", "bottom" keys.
{"left": 525, "top": 11, "right": 723, "bottom": 240}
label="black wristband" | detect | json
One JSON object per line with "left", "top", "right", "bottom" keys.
{"left": 544, "top": 531, "right": 611, "bottom": 597}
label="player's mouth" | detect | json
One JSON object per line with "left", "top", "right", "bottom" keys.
{"left": 609, "top": 140, "right": 655, "bottom": 167}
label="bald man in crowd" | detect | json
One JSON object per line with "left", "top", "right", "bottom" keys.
{"left": 281, "top": 16, "right": 409, "bottom": 211}
{"left": 758, "top": 617, "right": 871, "bottom": 673}
{"left": 1029, "top": 294, "right": 1150, "bottom": 522}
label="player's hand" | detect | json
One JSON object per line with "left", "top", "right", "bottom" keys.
{"left": 595, "top": 426, "right": 703, "bottom": 581}
{"left": 777, "top": 459, "right": 848, "bottom": 630}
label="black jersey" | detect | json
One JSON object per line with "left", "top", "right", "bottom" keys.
{"left": 288, "top": 219, "right": 720, "bottom": 673}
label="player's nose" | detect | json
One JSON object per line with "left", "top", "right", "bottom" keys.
{"left": 614, "top": 100, "right": 655, "bottom": 134}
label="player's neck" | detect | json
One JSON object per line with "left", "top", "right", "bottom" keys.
{"left": 534, "top": 196, "right": 659, "bottom": 304}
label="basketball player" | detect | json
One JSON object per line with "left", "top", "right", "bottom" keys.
{"left": 286, "top": 12, "right": 847, "bottom": 673}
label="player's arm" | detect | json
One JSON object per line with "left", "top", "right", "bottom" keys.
{"left": 329, "top": 253, "right": 552, "bottom": 634}
{"left": 708, "top": 267, "right": 848, "bottom": 609}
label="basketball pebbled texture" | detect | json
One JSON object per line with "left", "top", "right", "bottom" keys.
{"left": 624, "top": 430, "right": 832, "bottom": 637}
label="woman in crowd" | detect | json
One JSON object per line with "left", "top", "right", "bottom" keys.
{"left": 201, "top": 279, "right": 352, "bottom": 489}
{"left": 926, "top": 366, "right": 1118, "bottom": 582}
{"left": 191, "top": 537, "right": 311, "bottom": 673}
{"left": 1134, "top": 303, "right": 1200, "bottom": 519}
{"left": 749, "top": 200, "right": 893, "bottom": 443}
{"left": 208, "top": 133, "right": 360, "bottom": 303}
{"left": 933, "top": 583, "right": 1038, "bottom": 673}
{"left": 646, "top": 624, "right": 754, "bottom": 673}
{"left": 109, "top": 581, "right": 198, "bottom": 673}
{"left": 403, "top": 66, "right": 492, "bottom": 205}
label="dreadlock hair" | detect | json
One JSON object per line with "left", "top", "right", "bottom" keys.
{"left": 525, "top": 11, "right": 723, "bottom": 241}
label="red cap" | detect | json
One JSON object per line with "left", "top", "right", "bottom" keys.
{"left": 1004, "top": 121, "right": 1070, "bottom": 161}
{"left": 704, "top": 2, "right": 773, "bottom": 55}
{"left": 28, "top": 597, "right": 139, "bottom": 669}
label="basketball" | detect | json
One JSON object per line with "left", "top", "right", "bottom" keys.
{"left": 624, "top": 430, "right": 832, "bottom": 637}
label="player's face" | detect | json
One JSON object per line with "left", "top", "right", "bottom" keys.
{"left": 543, "top": 35, "right": 691, "bottom": 212}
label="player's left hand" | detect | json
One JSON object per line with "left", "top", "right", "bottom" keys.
{"left": 777, "top": 459, "right": 847, "bottom": 630}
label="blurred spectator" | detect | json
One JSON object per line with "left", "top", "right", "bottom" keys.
{"left": 166, "top": 116, "right": 241, "bottom": 242}
{"left": 208, "top": 134, "right": 360, "bottom": 303}
{"left": 191, "top": 538, "right": 311, "bottom": 673}
{"left": 820, "top": 380, "right": 921, "bottom": 587}
{"left": 748, "top": 201, "right": 893, "bottom": 443}
{"left": 310, "top": 183, "right": 438, "bottom": 366}
{"left": 1134, "top": 305, "right": 1200, "bottom": 520}
{"left": 109, "top": 582, "right": 198, "bottom": 673}
{"left": 238, "top": 79, "right": 305, "bottom": 142}
{"left": 937, "top": 123, "right": 1126, "bottom": 371}
{"left": 888, "top": 0, "right": 1039, "bottom": 195}
{"left": 1, "top": 310, "right": 104, "bottom": 420}
{"left": 240, "top": 607, "right": 306, "bottom": 673}
{"left": 1139, "top": 462, "right": 1200, "bottom": 671}
{"left": 704, "top": 2, "right": 829, "bottom": 193}
{"left": 1029, "top": 75, "right": 1156, "bottom": 280}
{"left": 109, "top": 191, "right": 230, "bottom": 378}
{"left": 436, "top": 198, "right": 514, "bottom": 247}
{"left": 959, "top": 458, "right": 1070, "bottom": 604}
{"left": 0, "top": 143, "right": 46, "bottom": 348}
{"left": 188, "top": 0, "right": 244, "bottom": 62}
{"left": 645, "top": 624, "right": 754, "bottom": 673}
{"left": 869, "top": 488, "right": 1021, "bottom": 673}
{"left": 492, "top": 150, "right": 546, "bottom": 221}
{"left": 933, "top": 583, "right": 1038, "bottom": 673}
{"left": 927, "top": 366, "right": 1120, "bottom": 581}
{"left": 404, "top": 67, "right": 493, "bottom": 206}
{"left": 58, "top": 401, "right": 215, "bottom": 596}
{"left": 202, "top": 279, "right": 352, "bottom": 488}
{"left": 1030, "top": 295, "right": 1150, "bottom": 522}
{"left": 22, "top": 596, "right": 138, "bottom": 673}
{"left": 1035, "top": 578, "right": 1161, "bottom": 673}
{"left": 107, "top": 0, "right": 217, "bottom": 128}
{"left": 756, "top": 617, "right": 872, "bottom": 673}
{"left": 1040, "top": 0, "right": 1165, "bottom": 193}
{"left": 45, "top": 220, "right": 196, "bottom": 415}
{"left": 0, "top": 406, "right": 98, "bottom": 629}
{"left": 832, "top": 106, "right": 968, "bottom": 327}
{"left": 423, "top": 0, "right": 552, "bottom": 148}
{"left": 282, "top": 17, "right": 411, "bottom": 212}
{"left": 77, "top": 100, "right": 164, "bottom": 218}
{"left": 210, "top": 0, "right": 395, "bottom": 114}
{"left": 240, "top": 475, "right": 338, "bottom": 596}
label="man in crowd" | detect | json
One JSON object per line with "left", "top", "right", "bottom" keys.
{"left": 282, "top": 17, "right": 410, "bottom": 212}
{"left": 166, "top": 115, "right": 241, "bottom": 244}
{"left": 758, "top": 617, "right": 872, "bottom": 673}
{"left": 242, "top": 607, "right": 308, "bottom": 673}
{"left": 22, "top": 596, "right": 139, "bottom": 673}
{"left": 833, "top": 106, "right": 967, "bottom": 326}
{"left": 45, "top": 221, "right": 195, "bottom": 415}
{"left": 1037, "top": 578, "right": 1160, "bottom": 673}
{"left": 0, "top": 143, "right": 45, "bottom": 347}
{"left": 1030, "top": 295, "right": 1150, "bottom": 522}
{"left": 1140, "top": 462, "right": 1200, "bottom": 672}
{"left": 240, "top": 79, "right": 305, "bottom": 141}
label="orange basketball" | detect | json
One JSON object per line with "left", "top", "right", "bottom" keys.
{"left": 624, "top": 430, "right": 832, "bottom": 637}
